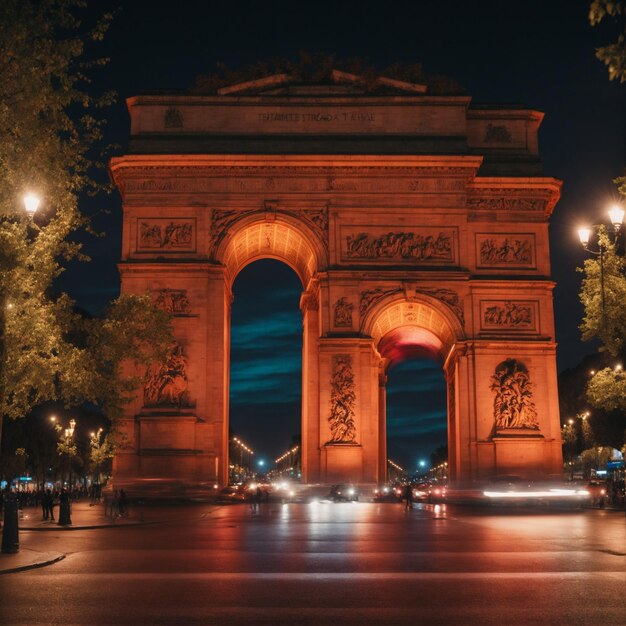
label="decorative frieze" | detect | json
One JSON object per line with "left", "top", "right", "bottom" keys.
{"left": 345, "top": 230, "right": 454, "bottom": 262}
{"left": 327, "top": 355, "right": 357, "bottom": 444}
{"left": 333, "top": 297, "right": 353, "bottom": 327}
{"left": 144, "top": 343, "right": 192, "bottom": 409}
{"left": 117, "top": 166, "right": 473, "bottom": 198}
{"left": 138, "top": 219, "right": 195, "bottom": 251}
{"left": 154, "top": 289, "right": 191, "bottom": 316}
{"left": 476, "top": 234, "right": 534, "bottom": 268}
{"left": 468, "top": 197, "right": 547, "bottom": 212}
{"left": 481, "top": 300, "right": 536, "bottom": 330}
{"left": 490, "top": 359, "right": 539, "bottom": 431}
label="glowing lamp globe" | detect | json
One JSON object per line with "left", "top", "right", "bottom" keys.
{"left": 23, "top": 193, "right": 40, "bottom": 216}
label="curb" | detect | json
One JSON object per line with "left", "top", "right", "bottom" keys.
{"left": 0, "top": 552, "right": 65, "bottom": 576}
{"left": 21, "top": 521, "right": 147, "bottom": 531}
{"left": 19, "top": 512, "right": 214, "bottom": 532}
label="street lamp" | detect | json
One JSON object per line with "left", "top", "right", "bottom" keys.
{"left": 578, "top": 203, "right": 625, "bottom": 326}
{"left": 23, "top": 193, "right": 41, "bottom": 217}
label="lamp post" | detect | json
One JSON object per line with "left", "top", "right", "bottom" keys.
{"left": 0, "top": 193, "right": 41, "bottom": 458}
{"left": 577, "top": 204, "right": 625, "bottom": 327}
{"left": 0, "top": 194, "right": 41, "bottom": 554}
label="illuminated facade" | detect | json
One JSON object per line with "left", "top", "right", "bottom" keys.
{"left": 110, "top": 70, "right": 563, "bottom": 486}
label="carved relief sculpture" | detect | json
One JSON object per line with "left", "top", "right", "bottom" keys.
{"left": 164, "top": 107, "right": 184, "bottom": 129}
{"left": 415, "top": 288, "right": 465, "bottom": 326}
{"left": 155, "top": 289, "right": 191, "bottom": 315}
{"left": 479, "top": 236, "right": 533, "bottom": 266}
{"left": 483, "top": 123, "right": 511, "bottom": 143}
{"left": 144, "top": 343, "right": 191, "bottom": 408}
{"left": 139, "top": 220, "right": 194, "bottom": 250}
{"left": 327, "top": 355, "right": 357, "bottom": 444}
{"left": 346, "top": 231, "right": 453, "bottom": 261}
{"left": 334, "top": 297, "right": 353, "bottom": 327}
{"left": 490, "top": 359, "right": 539, "bottom": 431}
{"left": 359, "top": 287, "right": 402, "bottom": 317}
{"left": 483, "top": 301, "right": 533, "bottom": 328}
{"left": 468, "top": 196, "right": 546, "bottom": 212}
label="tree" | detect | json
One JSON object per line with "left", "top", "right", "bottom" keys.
{"left": 0, "top": 1, "right": 172, "bottom": 452}
{"left": 577, "top": 182, "right": 626, "bottom": 453}
{"left": 89, "top": 428, "right": 115, "bottom": 484}
{"left": 589, "top": 0, "right": 626, "bottom": 82}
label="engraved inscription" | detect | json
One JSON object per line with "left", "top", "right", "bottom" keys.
{"left": 154, "top": 289, "right": 191, "bottom": 315}
{"left": 139, "top": 220, "right": 194, "bottom": 250}
{"left": 258, "top": 111, "right": 376, "bottom": 123}
{"left": 478, "top": 235, "right": 533, "bottom": 266}
{"left": 346, "top": 231, "right": 453, "bottom": 262}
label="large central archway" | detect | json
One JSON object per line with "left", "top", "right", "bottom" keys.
{"left": 110, "top": 70, "right": 564, "bottom": 487}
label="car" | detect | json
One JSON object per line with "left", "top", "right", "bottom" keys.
{"left": 329, "top": 484, "right": 359, "bottom": 502}
{"left": 586, "top": 480, "right": 607, "bottom": 506}
{"left": 373, "top": 485, "right": 401, "bottom": 502}
{"left": 215, "top": 486, "right": 246, "bottom": 503}
{"left": 427, "top": 484, "right": 447, "bottom": 503}
{"left": 412, "top": 482, "right": 431, "bottom": 502}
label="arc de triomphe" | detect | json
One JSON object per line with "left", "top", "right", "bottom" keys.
{"left": 109, "top": 70, "right": 563, "bottom": 486}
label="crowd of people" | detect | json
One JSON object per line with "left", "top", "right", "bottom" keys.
{"left": 0, "top": 485, "right": 129, "bottom": 521}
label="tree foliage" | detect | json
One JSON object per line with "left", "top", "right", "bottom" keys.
{"left": 578, "top": 180, "right": 626, "bottom": 430}
{"left": 589, "top": 0, "right": 626, "bottom": 82}
{"left": 0, "top": 1, "right": 172, "bottom": 428}
{"left": 578, "top": 227, "right": 626, "bottom": 355}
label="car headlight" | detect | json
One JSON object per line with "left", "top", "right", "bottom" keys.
{"left": 348, "top": 489, "right": 355, "bottom": 496}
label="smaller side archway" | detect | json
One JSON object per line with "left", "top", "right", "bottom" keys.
{"left": 362, "top": 294, "right": 464, "bottom": 483}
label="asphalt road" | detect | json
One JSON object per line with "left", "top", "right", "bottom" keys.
{"left": 2, "top": 502, "right": 625, "bottom": 625}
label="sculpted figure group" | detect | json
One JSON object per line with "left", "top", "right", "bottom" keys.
{"left": 327, "top": 355, "right": 357, "bottom": 444}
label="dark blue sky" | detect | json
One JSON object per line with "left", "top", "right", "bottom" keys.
{"left": 56, "top": 0, "right": 624, "bottom": 470}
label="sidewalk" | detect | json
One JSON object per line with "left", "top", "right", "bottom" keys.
{"left": 1, "top": 501, "right": 215, "bottom": 575}
{"left": 17, "top": 501, "right": 146, "bottom": 531}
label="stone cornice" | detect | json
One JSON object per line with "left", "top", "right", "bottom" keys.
{"left": 467, "top": 177, "right": 562, "bottom": 218}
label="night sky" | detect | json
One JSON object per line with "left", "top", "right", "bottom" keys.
{"left": 58, "top": 1, "right": 625, "bottom": 470}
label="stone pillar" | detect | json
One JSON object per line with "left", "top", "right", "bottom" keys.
{"left": 300, "top": 286, "right": 320, "bottom": 483}
{"left": 377, "top": 368, "right": 388, "bottom": 485}
{"left": 204, "top": 267, "right": 231, "bottom": 486}
{"left": 449, "top": 340, "right": 563, "bottom": 481}
{"left": 318, "top": 338, "right": 379, "bottom": 484}
{"left": 445, "top": 344, "right": 476, "bottom": 483}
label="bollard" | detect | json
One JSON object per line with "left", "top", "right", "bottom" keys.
{"left": 58, "top": 491, "right": 72, "bottom": 526}
{"left": 1, "top": 495, "right": 19, "bottom": 553}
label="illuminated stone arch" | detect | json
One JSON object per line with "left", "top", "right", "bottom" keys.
{"left": 363, "top": 294, "right": 465, "bottom": 364}
{"left": 215, "top": 212, "right": 326, "bottom": 288}
{"left": 111, "top": 75, "right": 564, "bottom": 489}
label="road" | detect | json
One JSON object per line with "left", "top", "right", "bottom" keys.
{"left": 2, "top": 501, "right": 625, "bottom": 625}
